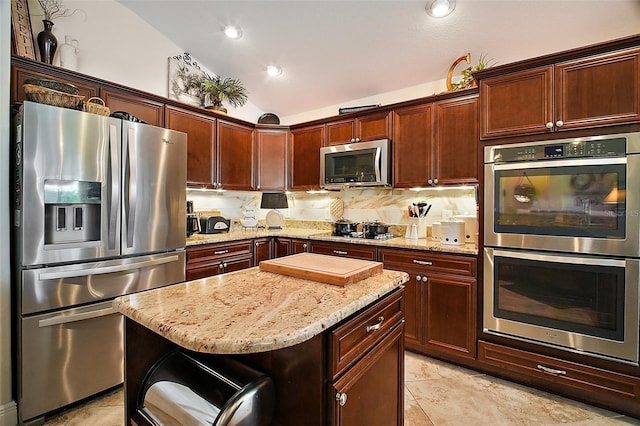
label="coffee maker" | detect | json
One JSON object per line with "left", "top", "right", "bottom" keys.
{"left": 186, "top": 200, "right": 200, "bottom": 236}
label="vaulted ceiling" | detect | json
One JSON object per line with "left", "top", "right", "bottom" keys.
{"left": 118, "top": 0, "right": 640, "bottom": 118}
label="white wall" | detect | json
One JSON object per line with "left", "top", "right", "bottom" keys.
{"left": 1, "top": 0, "right": 18, "bottom": 423}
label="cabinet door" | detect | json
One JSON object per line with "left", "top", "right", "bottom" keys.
{"left": 217, "top": 120, "right": 255, "bottom": 190}
{"left": 186, "top": 260, "right": 223, "bottom": 280}
{"left": 330, "top": 324, "right": 404, "bottom": 426}
{"left": 555, "top": 49, "right": 640, "bottom": 130}
{"left": 165, "top": 106, "right": 216, "bottom": 188}
{"left": 290, "top": 125, "right": 325, "bottom": 190}
{"left": 392, "top": 104, "right": 434, "bottom": 188}
{"left": 11, "top": 64, "right": 98, "bottom": 105}
{"left": 424, "top": 274, "right": 476, "bottom": 359}
{"left": 327, "top": 120, "right": 355, "bottom": 145}
{"left": 254, "top": 238, "right": 272, "bottom": 263}
{"left": 100, "top": 88, "right": 165, "bottom": 126}
{"left": 222, "top": 256, "right": 254, "bottom": 274}
{"left": 273, "top": 238, "right": 291, "bottom": 258}
{"left": 256, "top": 129, "right": 288, "bottom": 191}
{"left": 434, "top": 96, "right": 478, "bottom": 185}
{"left": 357, "top": 111, "right": 392, "bottom": 142}
{"left": 480, "top": 66, "right": 553, "bottom": 139}
{"left": 291, "top": 239, "right": 309, "bottom": 254}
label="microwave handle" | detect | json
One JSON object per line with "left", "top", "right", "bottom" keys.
{"left": 375, "top": 147, "right": 382, "bottom": 182}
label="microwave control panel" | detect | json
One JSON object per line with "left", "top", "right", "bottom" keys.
{"left": 494, "top": 137, "right": 626, "bottom": 163}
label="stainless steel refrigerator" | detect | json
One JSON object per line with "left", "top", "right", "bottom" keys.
{"left": 12, "top": 101, "right": 187, "bottom": 424}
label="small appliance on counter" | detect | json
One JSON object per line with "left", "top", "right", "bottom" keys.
{"left": 440, "top": 220, "right": 465, "bottom": 245}
{"left": 199, "top": 216, "right": 231, "bottom": 234}
{"left": 186, "top": 201, "right": 200, "bottom": 237}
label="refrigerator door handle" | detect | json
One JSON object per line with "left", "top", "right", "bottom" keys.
{"left": 38, "top": 307, "right": 117, "bottom": 328}
{"left": 38, "top": 254, "right": 180, "bottom": 280}
{"left": 108, "top": 123, "right": 119, "bottom": 250}
{"left": 126, "top": 127, "right": 137, "bottom": 248}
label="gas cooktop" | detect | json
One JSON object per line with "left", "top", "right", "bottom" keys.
{"left": 331, "top": 232, "right": 396, "bottom": 241}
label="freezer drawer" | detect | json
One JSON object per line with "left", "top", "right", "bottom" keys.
{"left": 19, "top": 300, "right": 123, "bottom": 423}
{"left": 21, "top": 251, "right": 185, "bottom": 314}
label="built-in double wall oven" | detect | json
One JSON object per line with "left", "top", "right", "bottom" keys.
{"left": 484, "top": 132, "right": 640, "bottom": 365}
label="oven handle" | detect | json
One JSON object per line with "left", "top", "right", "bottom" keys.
{"left": 38, "top": 306, "right": 117, "bottom": 328}
{"left": 38, "top": 255, "right": 180, "bottom": 280}
{"left": 491, "top": 249, "right": 626, "bottom": 267}
{"left": 493, "top": 156, "right": 626, "bottom": 170}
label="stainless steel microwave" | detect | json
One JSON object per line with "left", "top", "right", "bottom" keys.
{"left": 320, "top": 139, "right": 390, "bottom": 189}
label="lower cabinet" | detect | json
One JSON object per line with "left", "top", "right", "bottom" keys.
{"left": 274, "top": 237, "right": 309, "bottom": 258}
{"left": 379, "top": 248, "right": 476, "bottom": 360}
{"left": 253, "top": 238, "right": 272, "bottom": 264}
{"left": 186, "top": 240, "right": 253, "bottom": 280}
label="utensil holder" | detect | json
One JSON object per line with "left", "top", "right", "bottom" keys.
{"left": 405, "top": 218, "right": 427, "bottom": 239}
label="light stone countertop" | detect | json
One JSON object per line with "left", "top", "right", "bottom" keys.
{"left": 187, "top": 228, "right": 478, "bottom": 256}
{"left": 113, "top": 266, "right": 409, "bottom": 355}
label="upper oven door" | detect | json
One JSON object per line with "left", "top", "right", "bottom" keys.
{"left": 485, "top": 154, "right": 639, "bottom": 257}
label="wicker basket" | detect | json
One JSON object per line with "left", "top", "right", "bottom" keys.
{"left": 84, "top": 97, "right": 111, "bottom": 116}
{"left": 23, "top": 84, "right": 84, "bottom": 110}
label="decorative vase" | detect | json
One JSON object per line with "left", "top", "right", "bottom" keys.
{"left": 205, "top": 105, "right": 228, "bottom": 114}
{"left": 58, "top": 36, "right": 79, "bottom": 71}
{"left": 37, "top": 20, "right": 58, "bottom": 64}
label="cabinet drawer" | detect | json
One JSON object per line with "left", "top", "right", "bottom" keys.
{"left": 329, "top": 288, "right": 404, "bottom": 379}
{"left": 479, "top": 341, "right": 640, "bottom": 403}
{"left": 187, "top": 240, "right": 253, "bottom": 265}
{"left": 310, "top": 241, "right": 377, "bottom": 260}
{"left": 378, "top": 249, "right": 476, "bottom": 277}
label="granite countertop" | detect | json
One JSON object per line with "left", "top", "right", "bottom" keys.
{"left": 113, "top": 265, "right": 409, "bottom": 355}
{"left": 187, "top": 228, "right": 478, "bottom": 255}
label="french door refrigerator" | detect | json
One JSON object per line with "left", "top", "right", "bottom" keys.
{"left": 12, "top": 101, "right": 187, "bottom": 424}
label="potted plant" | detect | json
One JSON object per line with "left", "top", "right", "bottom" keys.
{"left": 201, "top": 75, "right": 248, "bottom": 114}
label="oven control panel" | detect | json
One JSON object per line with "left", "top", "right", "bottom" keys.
{"left": 493, "top": 137, "right": 626, "bottom": 162}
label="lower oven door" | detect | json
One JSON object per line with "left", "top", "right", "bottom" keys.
{"left": 483, "top": 248, "right": 639, "bottom": 365}
{"left": 19, "top": 300, "right": 123, "bottom": 422}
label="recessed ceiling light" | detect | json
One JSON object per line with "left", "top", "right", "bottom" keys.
{"left": 224, "top": 25, "right": 242, "bottom": 39}
{"left": 267, "top": 65, "right": 283, "bottom": 77}
{"left": 426, "top": 0, "right": 455, "bottom": 18}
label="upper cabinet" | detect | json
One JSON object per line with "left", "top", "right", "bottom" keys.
{"left": 290, "top": 124, "right": 325, "bottom": 190}
{"left": 11, "top": 62, "right": 98, "bottom": 105}
{"left": 393, "top": 95, "right": 479, "bottom": 188}
{"left": 256, "top": 128, "right": 288, "bottom": 191}
{"left": 326, "top": 111, "right": 392, "bottom": 145}
{"left": 100, "top": 88, "right": 165, "bottom": 127}
{"left": 165, "top": 105, "right": 216, "bottom": 188}
{"left": 217, "top": 120, "right": 255, "bottom": 191}
{"left": 479, "top": 48, "right": 640, "bottom": 139}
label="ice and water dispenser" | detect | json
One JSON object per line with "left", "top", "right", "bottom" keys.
{"left": 44, "top": 179, "right": 101, "bottom": 244}
{"left": 138, "top": 351, "right": 275, "bottom": 426}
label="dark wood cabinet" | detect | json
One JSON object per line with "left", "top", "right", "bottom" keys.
{"left": 290, "top": 124, "right": 325, "bottom": 190}
{"left": 379, "top": 248, "right": 476, "bottom": 360}
{"left": 328, "top": 288, "right": 404, "bottom": 426}
{"left": 165, "top": 105, "right": 216, "bottom": 188}
{"left": 253, "top": 238, "right": 272, "bottom": 264}
{"left": 326, "top": 111, "right": 392, "bottom": 145}
{"left": 185, "top": 240, "right": 253, "bottom": 280}
{"left": 100, "top": 88, "right": 164, "bottom": 126}
{"left": 479, "top": 48, "right": 640, "bottom": 139}
{"left": 392, "top": 104, "right": 434, "bottom": 188}
{"left": 273, "top": 238, "right": 308, "bottom": 258}
{"left": 256, "top": 128, "right": 288, "bottom": 191}
{"left": 433, "top": 96, "right": 479, "bottom": 185}
{"left": 310, "top": 241, "right": 377, "bottom": 261}
{"left": 393, "top": 96, "right": 479, "bottom": 188}
{"left": 11, "top": 63, "right": 99, "bottom": 105}
{"left": 217, "top": 120, "right": 255, "bottom": 190}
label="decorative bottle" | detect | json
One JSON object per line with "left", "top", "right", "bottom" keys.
{"left": 37, "top": 20, "right": 58, "bottom": 64}
{"left": 59, "top": 36, "right": 79, "bottom": 71}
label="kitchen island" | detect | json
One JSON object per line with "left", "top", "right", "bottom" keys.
{"left": 113, "top": 258, "right": 409, "bottom": 425}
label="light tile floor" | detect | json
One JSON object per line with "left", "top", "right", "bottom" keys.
{"left": 43, "top": 351, "right": 640, "bottom": 425}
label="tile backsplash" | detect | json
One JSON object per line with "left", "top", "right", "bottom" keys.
{"left": 187, "top": 186, "right": 477, "bottom": 229}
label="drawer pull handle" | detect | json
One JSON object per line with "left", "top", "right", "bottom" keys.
{"left": 214, "top": 250, "right": 229, "bottom": 255}
{"left": 366, "top": 316, "right": 385, "bottom": 333}
{"left": 336, "top": 392, "right": 348, "bottom": 406}
{"left": 537, "top": 365, "right": 566, "bottom": 376}
{"left": 412, "top": 260, "right": 432, "bottom": 266}
{"left": 333, "top": 250, "right": 348, "bottom": 255}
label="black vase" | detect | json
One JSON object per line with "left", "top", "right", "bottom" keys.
{"left": 37, "top": 20, "right": 58, "bottom": 64}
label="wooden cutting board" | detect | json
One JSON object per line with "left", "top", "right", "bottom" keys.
{"left": 259, "top": 253, "right": 383, "bottom": 286}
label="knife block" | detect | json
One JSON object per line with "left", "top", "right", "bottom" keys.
{"left": 405, "top": 218, "right": 427, "bottom": 239}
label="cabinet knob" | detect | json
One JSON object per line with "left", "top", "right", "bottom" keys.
{"left": 303, "top": 243, "right": 307, "bottom": 249}
{"left": 416, "top": 275, "right": 422, "bottom": 282}
{"left": 355, "top": 138, "right": 360, "bottom": 142}
{"left": 335, "top": 392, "right": 348, "bottom": 406}
{"left": 432, "top": 178, "right": 439, "bottom": 185}
{"left": 350, "top": 138, "right": 356, "bottom": 142}
{"left": 545, "top": 122, "right": 554, "bottom": 129}
{"left": 427, "top": 178, "right": 433, "bottom": 185}
{"left": 422, "top": 276, "right": 429, "bottom": 282}
{"left": 218, "top": 264, "right": 224, "bottom": 269}
{"left": 555, "top": 120, "right": 564, "bottom": 127}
